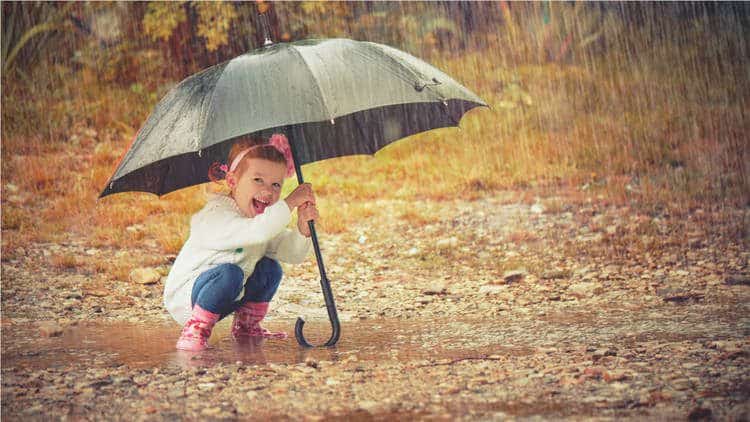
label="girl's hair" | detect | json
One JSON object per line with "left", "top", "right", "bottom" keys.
{"left": 227, "top": 135, "right": 286, "bottom": 175}
{"left": 208, "top": 134, "right": 289, "bottom": 183}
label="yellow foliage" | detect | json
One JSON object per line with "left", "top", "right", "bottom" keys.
{"left": 256, "top": 1, "right": 269, "bottom": 14}
{"left": 143, "top": 2, "right": 186, "bottom": 42}
{"left": 143, "top": 1, "right": 237, "bottom": 52}
{"left": 196, "top": 1, "right": 238, "bottom": 52}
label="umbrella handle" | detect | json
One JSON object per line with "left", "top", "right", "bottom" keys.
{"left": 286, "top": 128, "right": 341, "bottom": 348}
{"left": 294, "top": 221, "right": 341, "bottom": 348}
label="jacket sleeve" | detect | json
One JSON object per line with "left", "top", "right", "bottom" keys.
{"left": 190, "top": 200, "right": 292, "bottom": 251}
{"left": 265, "top": 228, "right": 313, "bottom": 264}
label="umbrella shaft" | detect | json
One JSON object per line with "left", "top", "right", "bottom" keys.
{"left": 289, "top": 126, "right": 340, "bottom": 326}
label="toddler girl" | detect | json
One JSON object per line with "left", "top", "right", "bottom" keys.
{"left": 163, "top": 133, "right": 317, "bottom": 351}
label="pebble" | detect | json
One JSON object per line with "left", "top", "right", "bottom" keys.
{"left": 541, "top": 269, "right": 567, "bottom": 279}
{"left": 197, "top": 382, "right": 216, "bottom": 391}
{"left": 503, "top": 269, "right": 527, "bottom": 283}
{"left": 356, "top": 400, "right": 379, "bottom": 413}
{"left": 422, "top": 282, "right": 446, "bottom": 295}
{"left": 436, "top": 237, "right": 458, "bottom": 250}
{"left": 3, "top": 194, "right": 748, "bottom": 420}
{"left": 479, "top": 285, "right": 507, "bottom": 295}
{"left": 129, "top": 268, "right": 161, "bottom": 285}
{"left": 37, "top": 321, "right": 63, "bottom": 337}
{"left": 567, "top": 282, "right": 599, "bottom": 298}
{"left": 725, "top": 275, "right": 750, "bottom": 286}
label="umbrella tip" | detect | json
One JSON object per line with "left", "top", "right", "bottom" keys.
{"left": 258, "top": 11, "right": 274, "bottom": 47}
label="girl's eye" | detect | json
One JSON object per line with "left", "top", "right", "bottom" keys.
{"left": 254, "top": 178, "right": 263, "bottom": 184}
{"left": 272, "top": 183, "right": 281, "bottom": 191}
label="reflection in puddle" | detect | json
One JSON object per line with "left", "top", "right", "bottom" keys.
{"left": 2, "top": 319, "right": 521, "bottom": 370}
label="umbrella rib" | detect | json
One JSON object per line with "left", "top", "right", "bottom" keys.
{"left": 196, "top": 62, "right": 232, "bottom": 154}
{"left": 287, "top": 45, "right": 335, "bottom": 121}
{"left": 359, "top": 42, "right": 444, "bottom": 101}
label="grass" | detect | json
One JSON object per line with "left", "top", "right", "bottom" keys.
{"left": 1, "top": 9, "right": 748, "bottom": 277}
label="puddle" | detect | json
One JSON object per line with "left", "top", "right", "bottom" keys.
{"left": 2, "top": 318, "right": 526, "bottom": 371}
{"left": 4, "top": 309, "right": 743, "bottom": 372}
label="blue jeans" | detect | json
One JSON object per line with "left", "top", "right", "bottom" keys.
{"left": 190, "top": 258, "right": 282, "bottom": 319}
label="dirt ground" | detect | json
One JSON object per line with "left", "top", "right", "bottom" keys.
{"left": 2, "top": 193, "right": 749, "bottom": 420}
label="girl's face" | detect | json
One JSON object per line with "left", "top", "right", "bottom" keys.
{"left": 228, "top": 158, "right": 287, "bottom": 217}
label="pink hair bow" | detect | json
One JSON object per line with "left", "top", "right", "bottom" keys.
{"left": 268, "top": 133, "right": 295, "bottom": 178}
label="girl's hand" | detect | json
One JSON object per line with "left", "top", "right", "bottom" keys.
{"left": 284, "top": 183, "right": 315, "bottom": 210}
{"left": 297, "top": 202, "right": 319, "bottom": 237}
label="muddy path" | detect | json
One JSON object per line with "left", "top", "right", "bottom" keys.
{"left": 2, "top": 195, "right": 749, "bottom": 420}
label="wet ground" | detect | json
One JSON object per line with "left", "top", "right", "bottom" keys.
{"left": 3, "top": 318, "right": 528, "bottom": 371}
{"left": 2, "top": 195, "right": 749, "bottom": 420}
{"left": 3, "top": 302, "right": 749, "bottom": 420}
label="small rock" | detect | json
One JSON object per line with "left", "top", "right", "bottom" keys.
{"left": 656, "top": 287, "right": 703, "bottom": 302}
{"left": 304, "top": 357, "right": 318, "bottom": 369}
{"left": 358, "top": 235, "right": 367, "bottom": 244}
{"left": 201, "top": 407, "right": 222, "bottom": 417}
{"left": 65, "top": 290, "right": 83, "bottom": 300}
{"left": 436, "top": 237, "right": 458, "bottom": 250}
{"left": 5, "top": 183, "right": 19, "bottom": 193}
{"left": 416, "top": 296, "right": 433, "bottom": 305}
{"left": 197, "top": 382, "right": 216, "bottom": 391}
{"left": 672, "top": 378, "right": 692, "bottom": 390}
{"left": 422, "top": 282, "right": 446, "bottom": 295}
{"left": 406, "top": 247, "right": 420, "bottom": 257}
{"left": 129, "top": 268, "right": 161, "bottom": 285}
{"left": 503, "top": 269, "right": 527, "bottom": 284}
{"left": 592, "top": 348, "right": 617, "bottom": 361}
{"left": 479, "top": 285, "right": 507, "bottom": 295}
{"left": 604, "top": 370, "right": 628, "bottom": 382}
{"left": 125, "top": 224, "right": 145, "bottom": 233}
{"left": 725, "top": 275, "right": 750, "bottom": 286}
{"left": 38, "top": 321, "right": 63, "bottom": 337}
{"left": 568, "top": 282, "right": 599, "bottom": 298}
{"left": 357, "top": 400, "right": 380, "bottom": 412}
{"left": 541, "top": 269, "right": 567, "bottom": 280}
{"left": 687, "top": 407, "right": 712, "bottom": 421}
{"left": 530, "top": 203, "right": 545, "bottom": 214}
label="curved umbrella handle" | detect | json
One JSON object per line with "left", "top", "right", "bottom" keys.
{"left": 294, "top": 251, "right": 341, "bottom": 347}
{"left": 285, "top": 130, "right": 341, "bottom": 347}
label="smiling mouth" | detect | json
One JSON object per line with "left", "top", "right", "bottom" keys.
{"left": 252, "top": 197, "right": 269, "bottom": 214}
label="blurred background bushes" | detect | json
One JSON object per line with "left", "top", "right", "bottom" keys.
{"left": 2, "top": 1, "right": 748, "bottom": 209}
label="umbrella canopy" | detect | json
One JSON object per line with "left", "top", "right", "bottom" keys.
{"left": 100, "top": 38, "right": 486, "bottom": 198}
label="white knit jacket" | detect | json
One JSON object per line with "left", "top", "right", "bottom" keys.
{"left": 163, "top": 194, "right": 312, "bottom": 325}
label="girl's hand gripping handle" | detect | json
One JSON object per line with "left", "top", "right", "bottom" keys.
{"left": 284, "top": 183, "right": 315, "bottom": 210}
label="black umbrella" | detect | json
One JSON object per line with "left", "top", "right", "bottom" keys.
{"left": 101, "top": 37, "right": 486, "bottom": 347}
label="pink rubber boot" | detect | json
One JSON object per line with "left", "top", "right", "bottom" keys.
{"left": 176, "top": 304, "right": 220, "bottom": 351}
{"left": 231, "top": 302, "right": 287, "bottom": 340}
